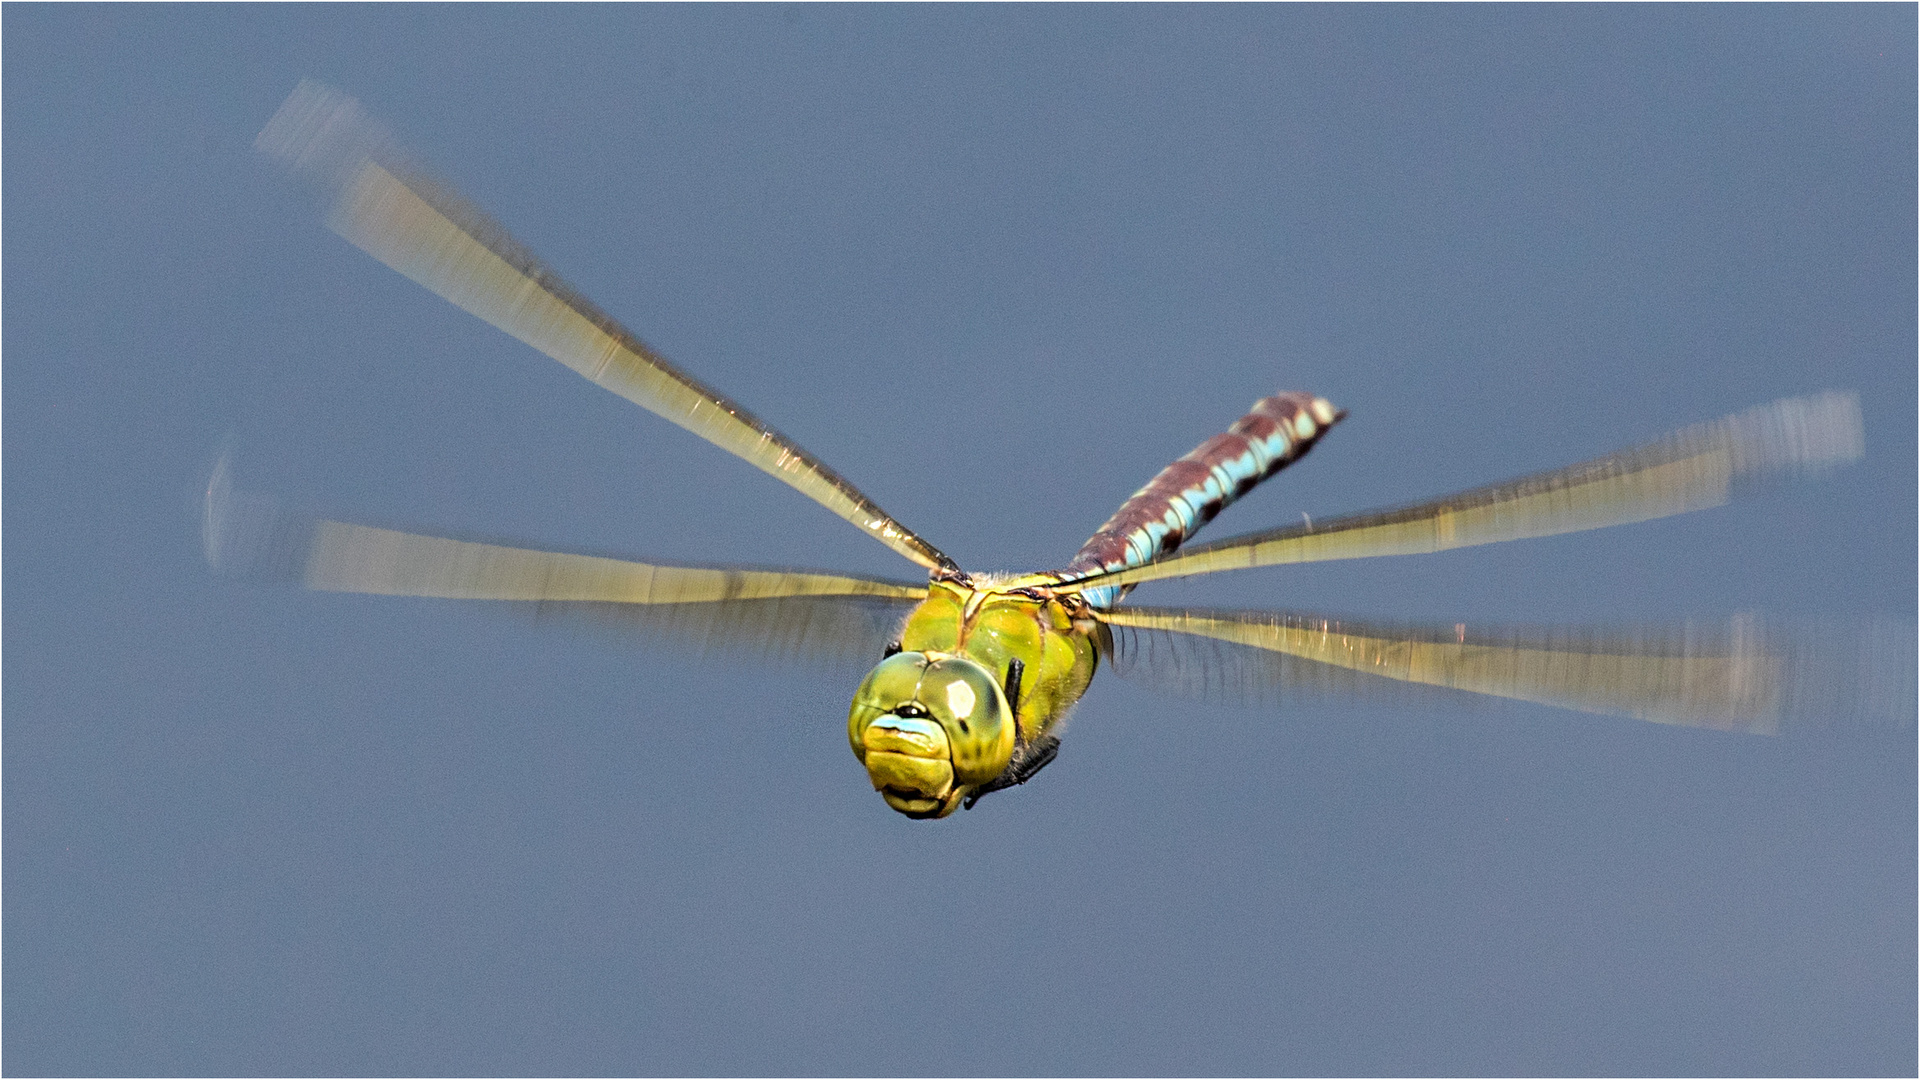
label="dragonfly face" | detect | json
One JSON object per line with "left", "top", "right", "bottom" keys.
{"left": 848, "top": 651, "right": 1014, "bottom": 818}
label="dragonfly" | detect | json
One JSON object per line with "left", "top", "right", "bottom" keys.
{"left": 220, "top": 82, "right": 1868, "bottom": 819}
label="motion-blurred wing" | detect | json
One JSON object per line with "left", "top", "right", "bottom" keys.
{"left": 255, "top": 80, "right": 953, "bottom": 572}
{"left": 206, "top": 460, "right": 926, "bottom": 666}
{"left": 1061, "top": 393, "right": 1862, "bottom": 592}
{"left": 1100, "top": 606, "right": 1786, "bottom": 733}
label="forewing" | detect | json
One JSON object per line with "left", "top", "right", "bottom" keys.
{"left": 205, "top": 459, "right": 926, "bottom": 668}
{"left": 255, "top": 81, "right": 952, "bottom": 572}
{"left": 1062, "top": 393, "right": 1862, "bottom": 592}
{"left": 1102, "top": 605, "right": 1916, "bottom": 733}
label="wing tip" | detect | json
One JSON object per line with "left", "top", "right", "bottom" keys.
{"left": 255, "top": 80, "right": 394, "bottom": 191}
{"left": 1726, "top": 390, "right": 1865, "bottom": 477}
{"left": 201, "top": 443, "right": 235, "bottom": 571}
{"left": 201, "top": 449, "right": 317, "bottom": 585}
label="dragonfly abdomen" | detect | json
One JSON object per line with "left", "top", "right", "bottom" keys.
{"left": 1063, "top": 391, "right": 1343, "bottom": 607}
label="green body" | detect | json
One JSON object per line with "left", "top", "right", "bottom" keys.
{"left": 847, "top": 578, "right": 1102, "bottom": 818}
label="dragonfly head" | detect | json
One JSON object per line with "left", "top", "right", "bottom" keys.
{"left": 848, "top": 651, "right": 1015, "bottom": 819}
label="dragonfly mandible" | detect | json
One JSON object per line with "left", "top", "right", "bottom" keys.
{"left": 217, "top": 83, "right": 1867, "bottom": 819}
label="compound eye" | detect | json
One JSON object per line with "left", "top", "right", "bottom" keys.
{"left": 847, "top": 651, "right": 934, "bottom": 758}
{"left": 917, "top": 657, "right": 1016, "bottom": 787}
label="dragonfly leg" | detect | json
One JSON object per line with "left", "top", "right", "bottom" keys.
{"left": 1007, "top": 734, "right": 1059, "bottom": 785}
{"left": 962, "top": 732, "right": 1061, "bottom": 810}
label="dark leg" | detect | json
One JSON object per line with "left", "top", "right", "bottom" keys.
{"left": 962, "top": 733, "right": 1061, "bottom": 810}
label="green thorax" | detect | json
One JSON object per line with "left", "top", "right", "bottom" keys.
{"left": 898, "top": 576, "right": 1102, "bottom": 741}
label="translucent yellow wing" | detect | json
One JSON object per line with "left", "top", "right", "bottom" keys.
{"left": 256, "top": 81, "right": 952, "bottom": 572}
{"left": 1061, "top": 393, "right": 1862, "bottom": 592}
{"left": 205, "top": 457, "right": 926, "bottom": 664}
{"left": 1100, "top": 607, "right": 1791, "bottom": 733}
{"left": 298, "top": 521, "right": 926, "bottom": 605}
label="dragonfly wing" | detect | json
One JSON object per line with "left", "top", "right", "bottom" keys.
{"left": 255, "top": 81, "right": 953, "bottom": 572}
{"left": 206, "top": 460, "right": 926, "bottom": 667}
{"left": 536, "top": 593, "right": 921, "bottom": 670}
{"left": 1062, "top": 393, "right": 1863, "bottom": 592}
{"left": 1098, "top": 605, "right": 1914, "bottom": 735}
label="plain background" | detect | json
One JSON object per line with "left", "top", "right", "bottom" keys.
{"left": 7, "top": 6, "right": 1915, "bottom": 1075}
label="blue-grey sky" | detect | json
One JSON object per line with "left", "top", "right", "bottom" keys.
{"left": 7, "top": 6, "right": 1914, "bottom": 1075}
